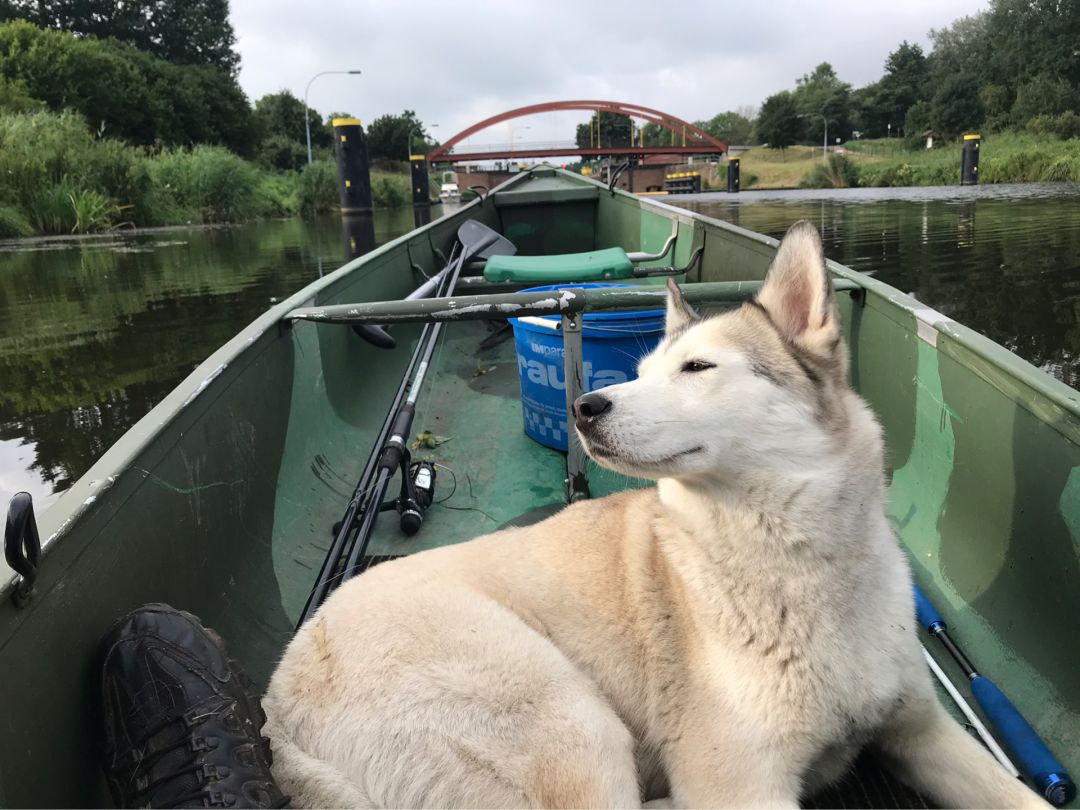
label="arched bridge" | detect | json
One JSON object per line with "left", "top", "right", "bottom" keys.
{"left": 425, "top": 100, "right": 727, "bottom": 163}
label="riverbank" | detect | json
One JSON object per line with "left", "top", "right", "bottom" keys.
{"left": 0, "top": 110, "right": 412, "bottom": 238}
{"left": 731, "top": 133, "right": 1080, "bottom": 190}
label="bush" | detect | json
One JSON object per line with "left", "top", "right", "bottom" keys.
{"left": 799, "top": 154, "right": 860, "bottom": 188}
{"left": 255, "top": 172, "right": 299, "bottom": 218}
{"left": 0, "top": 204, "right": 32, "bottom": 238}
{"left": 297, "top": 160, "right": 339, "bottom": 214}
{"left": 1026, "top": 112, "right": 1080, "bottom": 141}
{"left": 256, "top": 134, "right": 308, "bottom": 172}
{"left": 148, "top": 146, "right": 259, "bottom": 222}
{"left": 28, "top": 181, "right": 78, "bottom": 233}
{"left": 372, "top": 174, "right": 408, "bottom": 208}
{"left": 0, "top": 109, "right": 154, "bottom": 223}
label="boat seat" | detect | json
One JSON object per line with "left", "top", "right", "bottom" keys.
{"left": 483, "top": 247, "right": 633, "bottom": 283}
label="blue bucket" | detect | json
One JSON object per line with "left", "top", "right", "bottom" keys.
{"left": 510, "top": 283, "right": 665, "bottom": 451}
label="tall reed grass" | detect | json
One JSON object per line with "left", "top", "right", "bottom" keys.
{"left": 1, "top": 110, "right": 423, "bottom": 238}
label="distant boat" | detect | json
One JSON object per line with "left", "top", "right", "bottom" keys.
{"left": 439, "top": 182, "right": 461, "bottom": 202}
{"left": 2, "top": 167, "right": 1077, "bottom": 807}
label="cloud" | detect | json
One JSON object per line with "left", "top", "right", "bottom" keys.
{"left": 232, "top": 0, "right": 989, "bottom": 142}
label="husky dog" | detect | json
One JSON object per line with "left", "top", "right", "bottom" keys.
{"left": 264, "top": 222, "right": 1047, "bottom": 809}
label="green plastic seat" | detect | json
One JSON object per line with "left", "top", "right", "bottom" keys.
{"left": 484, "top": 247, "right": 633, "bottom": 283}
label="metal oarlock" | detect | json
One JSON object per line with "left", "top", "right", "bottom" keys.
{"left": 562, "top": 313, "right": 590, "bottom": 503}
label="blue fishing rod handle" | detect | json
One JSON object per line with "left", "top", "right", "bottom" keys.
{"left": 912, "top": 583, "right": 945, "bottom": 633}
{"left": 970, "top": 675, "right": 1077, "bottom": 806}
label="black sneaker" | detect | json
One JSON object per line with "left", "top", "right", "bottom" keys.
{"left": 100, "top": 603, "right": 289, "bottom": 808}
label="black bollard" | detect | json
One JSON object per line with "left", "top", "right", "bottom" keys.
{"left": 410, "top": 156, "right": 431, "bottom": 206}
{"left": 961, "top": 133, "right": 981, "bottom": 185}
{"left": 413, "top": 204, "right": 432, "bottom": 229}
{"left": 333, "top": 118, "right": 373, "bottom": 213}
{"left": 341, "top": 212, "right": 376, "bottom": 261}
{"left": 727, "top": 157, "right": 740, "bottom": 193}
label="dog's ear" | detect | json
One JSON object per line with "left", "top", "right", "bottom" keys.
{"left": 756, "top": 221, "right": 840, "bottom": 358}
{"left": 665, "top": 277, "right": 699, "bottom": 335}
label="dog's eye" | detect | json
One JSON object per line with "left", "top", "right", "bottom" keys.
{"left": 681, "top": 360, "right": 715, "bottom": 373}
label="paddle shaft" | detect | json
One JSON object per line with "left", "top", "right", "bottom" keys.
{"left": 914, "top": 584, "right": 1075, "bottom": 806}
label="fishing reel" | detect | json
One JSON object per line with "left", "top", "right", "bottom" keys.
{"left": 380, "top": 452, "right": 437, "bottom": 536}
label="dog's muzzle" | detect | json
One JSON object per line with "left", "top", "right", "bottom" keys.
{"left": 573, "top": 391, "right": 612, "bottom": 434}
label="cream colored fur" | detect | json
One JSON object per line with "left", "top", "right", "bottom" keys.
{"left": 264, "top": 221, "right": 1048, "bottom": 809}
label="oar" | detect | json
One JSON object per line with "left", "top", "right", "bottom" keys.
{"left": 298, "top": 221, "right": 512, "bottom": 626}
{"left": 352, "top": 221, "right": 515, "bottom": 346}
{"left": 914, "top": 584, "right": 1076, "bottom": 806}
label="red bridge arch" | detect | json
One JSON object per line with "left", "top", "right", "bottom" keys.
{"left": 426, "top": 100, "right": 727, "bottom": 162}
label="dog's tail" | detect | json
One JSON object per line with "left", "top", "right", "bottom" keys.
{"left": 264, "top": 715, "right": 374, "bottom": 809}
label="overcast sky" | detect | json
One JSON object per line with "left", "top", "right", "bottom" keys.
{"left": 231, "top": 0, "right": 989, "bottom": 147}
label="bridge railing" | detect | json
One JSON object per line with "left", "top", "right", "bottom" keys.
{"left": 444, "top": 140, "right": 579, "bottom": 154}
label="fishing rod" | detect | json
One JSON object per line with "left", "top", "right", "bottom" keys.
{"left": 920, "top": 645, "right": 1018, "bottom": 777}
{"left": 298, "top": 221, "right": 514, "bottom": 626}
{"left": 914, "top": 584, "right": 1076, "bottom": 806}
{"left": 296, "top": 251, "right": 456, "bottom": 627}
{"left": 335, "top": 233, "right": 494, "bottom": 585}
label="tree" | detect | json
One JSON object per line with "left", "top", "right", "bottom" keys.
{"left": 638, "top": 122, "right": 666, "bottom": 147}
{"left": 697, "top": 111, "right": 754, "bottom": 145}
{"left": 1011, "top": 75, "right": 1079, "bottom": 126}
{"left": 0, "top": 0, "right": 240, "bottom": 73}
{"left": 979, "top": 84, "right": 1011, "bottom": 132}
{"left": 793, "top": 62, "right": 853, "bottom": 144}
{"left": 366, "top": 110, "right": 433, "bottom": 162}
{"left": 984, "top": 0, "right": 1080, "bottom": 95}
{"left": 927, "top": 13, "right": 990, "bottom": 90}
{"left": 0, "top": 20, "right": 253, "bottom": 152}
{"left": 756, "top": 91, "right": 800, "bottom": 150}
{"left": 930, "top": 74, "right": 984, "bottom": 138}
{"left": 880, "top": 43, "right": 928, "bottom": 122}
{"left": 252, "top": 90, "right": 329, "bottom": 166}
{"left": 574, "top": 111, "right": 632, "bottom": 149}
{"left": 903, "top": 101, "right": 932, "bottom": 140}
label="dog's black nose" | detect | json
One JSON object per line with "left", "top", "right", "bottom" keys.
{"left": 574, "top": 392, "right": 612, "bottom": 425}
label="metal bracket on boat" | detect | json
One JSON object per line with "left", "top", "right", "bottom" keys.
{"left": 608, "top": 161, "right": 631, "bottom": 196}
{"left": 467, "top": 185, "right": 488, "bottom": 204}
{"left": 5, "top": 492, "right": 41, "bottom": 608}
{"left": 627, "top": 220, "right": 678, "bottom": 263}
{"left": 562, "top": 312, "right": 591, "bottom": 503}
{"left": 629, "top": 246, "right": 705, "bottom": 279}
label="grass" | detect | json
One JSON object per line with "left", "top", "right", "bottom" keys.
{"left": 733, "top": 132, "right": 1080, "bottom": 190}
{"left": 735, "top": 145, "right": 837, "bottom": 189}
{"left": 0, "top": 110, "right": 426, "bottom": 238}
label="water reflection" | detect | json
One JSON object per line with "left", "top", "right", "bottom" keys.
{"left": 0, "top": 209, "right": 420, "bottom": 508}
{"left": 675, "top": 183, "right": 1080, "bottom": 388}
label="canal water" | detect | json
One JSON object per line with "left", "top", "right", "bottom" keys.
{"left": 3, "top": 183, "right": 1080, "bottom": 513}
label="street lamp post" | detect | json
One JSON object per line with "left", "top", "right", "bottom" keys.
{"left": 407, "top": 123, "right": 438, "bottom": 162}
{"left": 799, "top": 112, "right": 828, "bottom": 162}
{"left": 304, "top": 69, "right": 362, "bottom": 165}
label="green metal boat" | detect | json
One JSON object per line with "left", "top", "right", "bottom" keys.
{"left": 2, "top": 168, "right": 1078, "bottom": 807}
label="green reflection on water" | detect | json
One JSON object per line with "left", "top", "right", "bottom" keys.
{"left": 676, "top": 183, "right": 1080, "bottom": 388}
{"left": 0, "top": 208, "right": 420, "bottom": 507}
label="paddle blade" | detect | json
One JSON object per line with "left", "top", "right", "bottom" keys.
{"left": 458, "top": 219, "right": 516, "bottom": 260}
